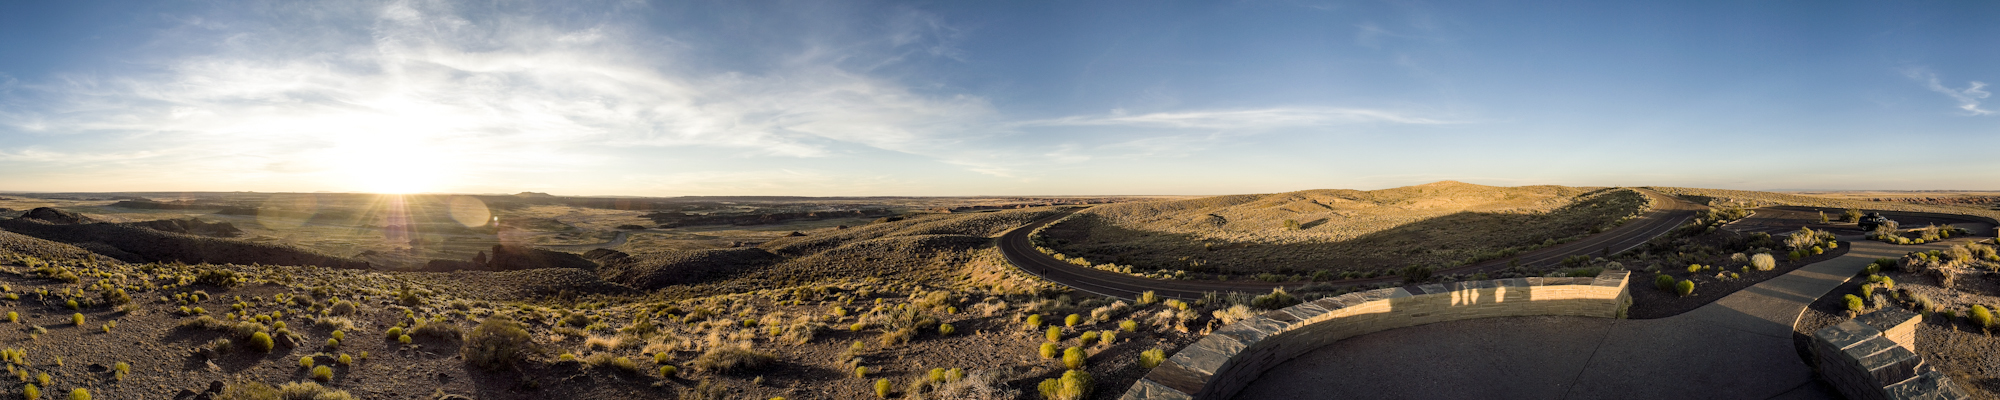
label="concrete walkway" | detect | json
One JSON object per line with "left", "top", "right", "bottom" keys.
{"left": 1234, "top": 236, "right": 1933, "bottom": 400}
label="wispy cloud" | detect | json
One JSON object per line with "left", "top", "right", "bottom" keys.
{"left": 1018, "top": 107, "right": 1456, "bottom": 129}
{"left": 1905, "top": 69, "right": 1993, "bottom": 115}
{"left": 0, "top": 0, "right": 1004, "bottom": 192}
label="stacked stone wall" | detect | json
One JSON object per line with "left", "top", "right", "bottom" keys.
{"left": 1121, "top": 271, "right": 1632, "bottom": 400}
{"left": 1811, "top": 309, "right": 1968, "bottom": 400}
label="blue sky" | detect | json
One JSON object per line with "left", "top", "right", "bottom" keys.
{"left": 0, "top": 0, "right": 1995, "bottom": 196}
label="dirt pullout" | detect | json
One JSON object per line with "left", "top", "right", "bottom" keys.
{"left": 0, "top": 207, "right": 371, "bottom": 269}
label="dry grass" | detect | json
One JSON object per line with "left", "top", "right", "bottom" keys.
{"left": 1040, "top": 182, "right": 1651, "bottom": 274}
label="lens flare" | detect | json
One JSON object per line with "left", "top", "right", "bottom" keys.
{"left": 447, "top": 196, "right": 492, "bottom": 228}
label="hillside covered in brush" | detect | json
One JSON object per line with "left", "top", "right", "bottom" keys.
{"left": 0, "top": 207, "right": 372, "bottom": 269}
{"left": 0, "top": 205, "right": 1207, "bottom": 400}
{"left": 1039, "top": 181, "right": 1652, "bottom": 275}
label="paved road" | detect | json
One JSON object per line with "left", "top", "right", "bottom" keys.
{"left": 1233, "top": 230, "right": 1993, "bottom": 400}
{"left": 998, "top": 188, "right": 1704, "bottom": 300}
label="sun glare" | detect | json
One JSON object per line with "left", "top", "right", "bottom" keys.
{"left": 322, "top": 128, "right": 455, "bottom": 194}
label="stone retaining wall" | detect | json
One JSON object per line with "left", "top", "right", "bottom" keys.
{"left": 1120, "top": 270, "right": 1633, "bottom": 400}
{"left": 1811, "top": 309, "right": 1968, "bottom": 400}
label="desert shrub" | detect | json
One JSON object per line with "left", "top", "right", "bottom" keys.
{"left": 1654, "top": 275, "right": 1675, "bottom": 291}
{"left": 876, "top": 378, "right": 893, "bottom": 398}
{"left": 1401, "top": 265, "right": 1434, "bottom": 283}
{"left": 1024, "top": 314, "right": 1042, "bottom": 330}
{"left": 1139, "top": 348, "right": 1167, "bottom": 369}
{"left": 196, "top": 269, "right": 239, "bottom": 287}
{"left": 586, "top": 354, "right": 642, "bottom": 374}
{"left": 1045, "top": 326, "right": 1063, "bottom": 342}
{"left": 938, "top": 323, "right": 955, "bottom": 336}
{"left": 691, "top": 345, "right": 776, "bottom": 374}
{"left": 1859, "top": 285, "right": 1874, "bottom": 299}
{"left": 217, "top": 381, "right": 358, "bottom": 400}
{"left": 329, "top": 301, "right": 356, "bottom": 316}
{"left": 1118, "top": 320, "right": 1137, "bottom": 332}
{"left": 248, "top": 332, "right": 275, "bottom": 352}
{"left": 1212, "top": 305, "right": 1254, "bottom": 325}
{"left": 397, "top": 335, "right": 412, "bottom": 344}
{"left": 21, "top": 384, "right": 35, "bottom": 400}
{"left": 1077, "top": 331, "right": 1100, "bottom": 346}
{"left": 1036, "top": 369, "right": 1093, "bottom": 400}
{"left": 69, "top": 313, "right": 83, "bottom": 326}
{"left": 1909, "top": 292, "right": 1936, "bottom": 313}
{"left": 1673, "top": 280, "right": 1694, "bottom": 297}
{"left": 878, "top": 327, "right": 916, "bottom": 347}
{"left": 1061, "top": 346, "right": 1086, "bottom": 369}
{"left": 413, "top": 318, "right": 463, "bottom": 341}
{"left": 1973, "top": 306, "right": 1994, "bottom": 330}
{"left": 1844, "top": 295, "right": 1865, "bottom": 312}
{"left": 112, "top": 361, "right": 129, "bottom": 381}
{"left": 1136, "top": 291, "right": 1158, "bottom": 306}
{"left": 1750, "top": 254, "right": 1776, "bottom": 271}
{"left": 1063, "top": 314, "right": 1080, "bottom": 327}
{"left": 311, "top": 365, "right": 333, "bottom": 381}
{"left": 337, "top": 354, "right": 351, "bottom": 365}
{"left": 385, "top": 326, "right": 403, "bottom": 340}
{"left": 660, "top": 365, "right": 678, "bottom": 377}
{"left": 1250, "top": 288, "right": 1300, "bottom": 310}
{"left": 462, "top": 317, "right": 537, "bottom": 371}
{"left": 299, "top": 356, "right": 315, "bottom": 368}
{"left": 1039, "top": 343, "right": 1058, "bottom": 359}
{"left": 100, "top": 288, "right": 130, "bottom": 306}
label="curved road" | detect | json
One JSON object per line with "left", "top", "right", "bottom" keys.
{"left": 999, "top": 188, "right": 1705, "bottom": 300}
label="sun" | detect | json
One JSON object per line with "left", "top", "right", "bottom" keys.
{"left": 330, "top": 147, "right": 449, "bottom": 195}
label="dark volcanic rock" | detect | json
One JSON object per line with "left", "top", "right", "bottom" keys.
{"left": 19, "top": 207, "right": 93, "bottom": 224}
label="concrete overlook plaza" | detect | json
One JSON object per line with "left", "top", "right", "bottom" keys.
{"left": 1234, "top": 234, "right": 1978, "bottom": 400}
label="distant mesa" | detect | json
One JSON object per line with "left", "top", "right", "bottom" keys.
{"left": 19, "top": 207, "right": 94, "bottom": 224}
{"left": 513, "top": 192, "right": 557, "bottom": 198}
{"left": 108, "top": 200, "right": 223, "bottom": 210}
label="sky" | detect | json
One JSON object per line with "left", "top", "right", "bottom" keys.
{"left": 0, "top": 0, "right": 1995, "bottom": 196}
